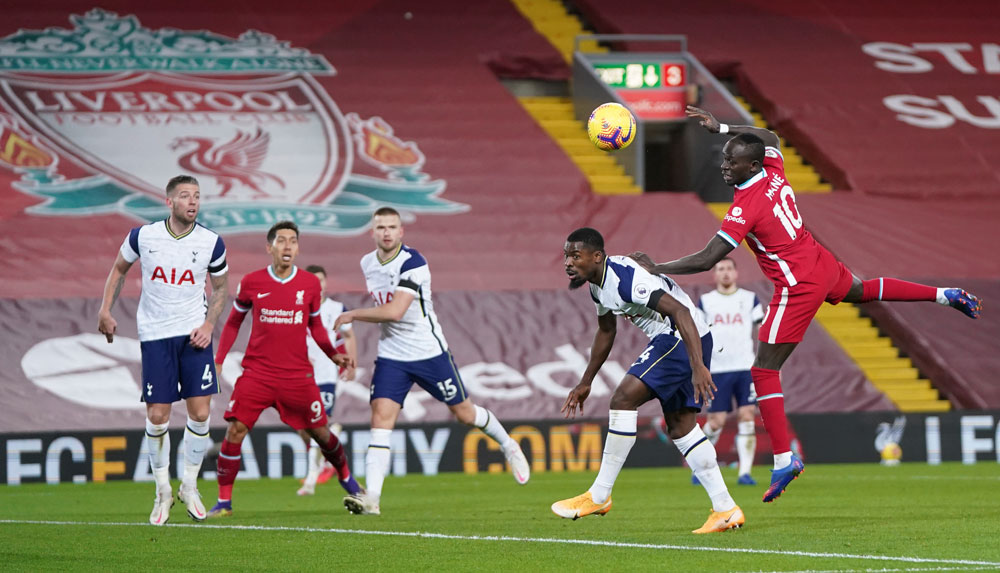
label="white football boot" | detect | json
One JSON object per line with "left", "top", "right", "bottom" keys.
{"left": 343, "top": 493, "right": 380, "bottom": 516}
{"left": 177, "top": 484, "right": 207, "bottom": 522}
{"left": 149, "top": 487, "right": 174, "bottom": 526}
{"left": 503, "top": 441, "right": 530, "bottom": 485}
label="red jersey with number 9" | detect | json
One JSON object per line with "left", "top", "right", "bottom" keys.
{"left": 716, "top": 147, "right": 823, "bottom": 288}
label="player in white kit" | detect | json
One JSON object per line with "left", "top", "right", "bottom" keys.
{"left": 296, "top": 264, "right": 357, "bottom": 496}
{"left": 553, "top": 227, "right": 743, "bottom": 534}
{"left": 336, "top": 207, "right": 529, "bottom": 516}
{"left": 697, "top": 257, "right": 764, "bottom": 486}
{"left": 97, "top": 175, "right": 229, "bottom": 525}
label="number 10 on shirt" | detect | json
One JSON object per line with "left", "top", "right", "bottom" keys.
{"left": 771, "top": 186, "right": 802, "bottom": 240}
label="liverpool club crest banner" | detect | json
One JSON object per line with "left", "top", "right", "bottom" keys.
{"left": 0, "top": 9, "right": 466, "bottom": 235}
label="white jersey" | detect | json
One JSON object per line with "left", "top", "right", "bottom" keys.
{"left": 361, "top": 244, "right": 448, "bottom": 361}
{"left": 305, "top": 297, "right": 352, "bottom": 384}
{"left": 590, "top": 256, "right": 710, "bottom": 340}
{"left": 698, "top": 288, "right": 764, "bottom": 373}
{"left": 120, "top": 219, "right": 227, "bottom": 342}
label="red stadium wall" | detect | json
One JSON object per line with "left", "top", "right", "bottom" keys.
{"left": 576, "top": 0, "right": 998, "bottom": 409}
{"left": 576, "top": 0, "right": 1000, "bottom": 199}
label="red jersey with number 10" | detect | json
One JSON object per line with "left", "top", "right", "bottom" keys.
{"left": 231, "top": 266, "right": 323, "bottom": 379}
{"left": 716, "top": 147, "right": 825, "bottom": 288}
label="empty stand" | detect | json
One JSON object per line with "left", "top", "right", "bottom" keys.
{"left": 1, "top": 0, "right": 987, "bottom": 438}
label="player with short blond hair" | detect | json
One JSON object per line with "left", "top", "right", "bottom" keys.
{"left": 98, "top": 174, "right": 228, "bottom": 525}
{"left": 338, "top": 207, "right": 529, "bottom": 516}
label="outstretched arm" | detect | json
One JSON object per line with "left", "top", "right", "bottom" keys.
{"left": 334, "top": 290, "right": 415, "bottom": 329}
{"left": 561, "top": 311, "right": 617, "bottom": 419}
{"left": 97, "top": 253, "right": 134, "bottom": 343}
{"left": 650, "top": 290, "right": 715, "bottom": 404}
{"left": 630, "top": 235, "right": 735, "bottom": 276}
{"left": 686, "top": 105, "right": 780, "bottom": 148}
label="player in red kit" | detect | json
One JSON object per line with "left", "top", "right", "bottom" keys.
{"left": 631, "top": 105, "right": 982, "bottom": 503}
{"left": 207, "top": 221, "right": 362, "bottom": 517}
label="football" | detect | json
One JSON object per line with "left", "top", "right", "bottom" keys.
{"left": 880, "top": 442, "right": 902, "bottom": 466}
{"left": 587, "top": 102, "right": 636, "bottom": 151}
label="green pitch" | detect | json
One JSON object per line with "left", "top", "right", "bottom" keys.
{"left": 2, "top": 462, "right": 998, "bottom": 572}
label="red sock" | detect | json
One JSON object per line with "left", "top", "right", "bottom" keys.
{"left": 216, "top": 439, "right": 242, "bottom": 501}
{"left": 320, "top": 433, "right": 350, "bottom": 481}
{"left": 861, "top": 278, "right": 936, "bottom": 303}
{"left": 751, "top": 367, "right": 791, "bottom": 455}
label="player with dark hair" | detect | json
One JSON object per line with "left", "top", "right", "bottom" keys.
{"left": 630, "top": 105, "right": 983, "bottom": 503}
{"left": 554, "top": 227, "right": 744, "bottom": 534}
{"left": 336, "top": 207, "right": 529, "bottom": 516}
{"left": 208, "top": 221, "right": 362, "bottom": 517}
{"left": 98, "top": 174, "right": 228, "bottom": 525}
{"left": 295, "top": 263, "right": 357, "bottom": 496}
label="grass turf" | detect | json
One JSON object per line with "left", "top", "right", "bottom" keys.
{"left": 1, "top": 462, "right": 999, "bottom": 572}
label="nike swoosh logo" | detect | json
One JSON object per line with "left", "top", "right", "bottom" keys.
{"left": 257, "top": 293, "right": 271, "bottom": 298}
{"left": 201, "top": 382, "right": 214, "bottom": 390}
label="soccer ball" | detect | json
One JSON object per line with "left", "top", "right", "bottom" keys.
{"left": 880, "top": 442, "right": 902, "bottom": 466}
{"left": 587, "top": 102, "right": 636, "bottom": 151}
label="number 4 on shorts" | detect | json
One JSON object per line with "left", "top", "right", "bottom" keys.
{"left": 201, "top": 364, "right": 214, "bottom": 390}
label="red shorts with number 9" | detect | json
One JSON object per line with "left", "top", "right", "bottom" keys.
{"left": 224, "top": 374, "right": 328, "bottom": 431}
{"left": 758, "top": 247, "right": 855, "bottom": 345}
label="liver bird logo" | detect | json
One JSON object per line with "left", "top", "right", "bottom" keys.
{"left": 874, "top": 416, "right": 906, "bottom": 453}
{"left": 170, "top": 128, "right": 285, "bottom": 197}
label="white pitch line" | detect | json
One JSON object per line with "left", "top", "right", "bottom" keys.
{"left": 734, "top": 566, "right": 993, "bottom": 573}
{"left": 908, "top": 476, "right": 1000, "bottom": 481}
{"left": 1, "top": 520, "right": 999, "bottom": 568}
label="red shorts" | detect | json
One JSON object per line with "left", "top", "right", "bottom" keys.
{"left": 758, "top": 249, "right": 854, "bottom": 344}
{"left": 224, "top": 374, "right": 328, "bottom": 431}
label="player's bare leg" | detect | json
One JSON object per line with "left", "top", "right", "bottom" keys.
{"left": 303, "top": 424, "right": 362, "bottom": 497}
{"left": 842, "top": 276, "right": 982, "bottom": 318}
{"left": 345, "top": 398, "right": 400, "bottom": 516}
{"left": 753, "top": 342, "right": 804, "bottom": 502}
{"left": 553, "top": 376, "right": 650, "bottom": 519}
{"left": 145, "top": 402, "right": 174, "bottom": 526}
{"left": 451, "top": 399, "right": 529, "bottom": 485}
{"left": 177, "top": 395, "right": 210, "bottom": 521}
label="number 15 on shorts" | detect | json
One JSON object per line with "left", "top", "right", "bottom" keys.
{"left": 436, "top": 378, "right": 458, "bottom": 401}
